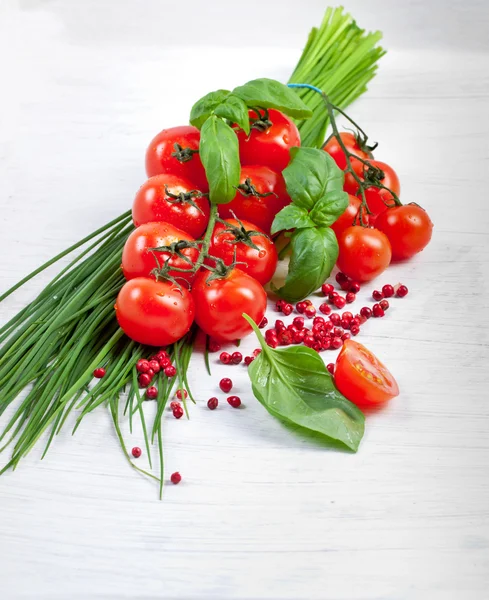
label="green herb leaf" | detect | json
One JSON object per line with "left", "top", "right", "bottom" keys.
{"left": 273, "top": 227, "right": 338, "bottom": 302}
{"left": 283, "top": 147, "right": 344, "bottom": 211}
{"left": 308, "top": 191, "right": 349, "bottom": 227}
{"left": 200, "top": 116, "right": 240, "bottom": 204}
{"left": 232, "top": 78, "right": 313, "bottom": 120}
{"left": 214, "top": 94, "right": 250, "bottom": 135}
{"left": 243, "top": 315, "right": 365, "bottom": 452}
{"left": 190, "top": 89, "right": 230, "bottom": 129}
{"left": 270, "top": 204, "right": 315, "bottom": 235}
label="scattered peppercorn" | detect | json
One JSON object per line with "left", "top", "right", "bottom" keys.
{"left": 207, "top": 397, "right": 218, "bottom": 410}
{"left": 227, "top": 395, "right": 242, "bottom": 408}
{"left": 219, "top": 378, "right": 233, "bottom": 393}
{"left": 396, "top": 284, "right": 409, "bottom": 298}
{"left": 146, "top": 386, "right": 158, "bottom": 399}
{"left": 170, "top": 472, "right": 182, "bottom": 484}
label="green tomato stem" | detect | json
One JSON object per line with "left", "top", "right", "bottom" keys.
{"left": 193, "top": 202, "right": 218, "bottom": 273}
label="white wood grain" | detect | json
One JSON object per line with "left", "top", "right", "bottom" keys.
{"left": 1, "top": 1, "right": 489, "bottom": 599}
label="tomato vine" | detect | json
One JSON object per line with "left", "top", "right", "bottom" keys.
{"left": 288, "top": 82, "right": 402, "bottom": 224}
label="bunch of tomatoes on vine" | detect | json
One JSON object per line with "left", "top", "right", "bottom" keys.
{"left": 115, "top": 80, "right": 433, "bottom": 359}
{"left": 325, "top": 130, "right": 433, "bottom": 280}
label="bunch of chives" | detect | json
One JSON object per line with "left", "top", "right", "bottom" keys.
{"left": 289, "top": 7, "right": 385, "bottom": 148}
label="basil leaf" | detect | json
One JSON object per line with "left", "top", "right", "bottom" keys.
{"left": 308, "top": 191, "right": 349, "bottom": 227}
{"left": 214, "top": 94, "right": 250, "bottom": 135}
{"left": 232, "top": 78, "right": 313, "bottom": 120}
{"left": 190, "top": 90, "right": 230, "bottom": 129}
{"left": 283, "top": 147, "right": 344, "bottom": 211}
{"left": 243, "top": 315, "right": 365, "bottom": 452}
{"left": 200, "top": 116, "right": 240, "bottom": 204}
{"left": 273, "top": 227, "right": 338, "bottom": 302}
{"left": 270, "top": 204, "right": 315, "bottom": 235}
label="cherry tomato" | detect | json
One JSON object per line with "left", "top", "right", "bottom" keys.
{"left": 218, "top": 166, "right": 290, "bottom": 234}
{"left": 115, "top": 278, "right": 194, "bottom": 346}
{"left": 207, "top": 218, "right": 278, "bottom": 285}
{"left": 375, "top": 204, "right": 433, "bottom": 261}
{"left": 236, "top": 109, "right": 300, "bottom": 173}
{"left": 334, "top": 340, "right": 399, "bottom": 407}
{"left": 145, "top": 125, "right": 208, "bottom": 191}
{"left": 132, "top": 174, "right": 210, "bottom": 239}
{"left": 331, "top": 195, "right": 370, "bottom": 239}
{"left": 192, "top": 268, "right": 267, "bottom": 341}
{"left": 323, "top": 132, "right": 370, "bottom": 170}
{"left": 344, "top": 159, "right": 400, "bottom": 220}
{"left": 337, "top": 226, "right": 392, "bottom": 282}
{"left": 122, "top": 221, "right": 198, "bottom": 285}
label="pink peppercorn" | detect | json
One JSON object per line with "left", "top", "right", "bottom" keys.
{"left": 207, "top": 397, "right": 218, "bottom": 410}
{"left": 170, "top": 472, "right": 182, "bottom": 484}
{"left": 146, "top": 386, "right": 158, "bottom": 399}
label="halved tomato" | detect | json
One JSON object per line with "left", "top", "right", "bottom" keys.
{"left": 334, "top": 340, "right": 399, "bottom": 407}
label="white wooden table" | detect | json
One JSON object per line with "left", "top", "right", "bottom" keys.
{"left": 1, "top": 1, "right": 488, "bottom": 598}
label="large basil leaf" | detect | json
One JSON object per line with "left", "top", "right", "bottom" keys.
{"left": 190, "top": 90, "right": 230, "bottom": 129}
{"left": 273, "top": 227, "right": 338, "bottom": 302}
{"left": 244, "top": 315, "right": 365, "bottom": 452}
{"left": 200, "top": 116, "right": 240, "bottom": 204}
{"left": 283, "top": 147, "right": 345, "bottom": 211}
{"left": 232, "top": 78, "right": 313, "bottom": 120}
{"left": 213, "top": 94, "right": 250, "bottom": 134}
{"left": 270, "top": 204, "right": 315, "bottom": 235}
{"left": 308, "top": 191, "right": 349, "bottom": 227}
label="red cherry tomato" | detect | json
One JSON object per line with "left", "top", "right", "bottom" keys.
{"left": 218, "top": 165, "right": 290, "bottom": 234}
{"left": 122, "top": 221, "right": 198, "bottom": 285}
{"left": 236, "top": 109, "right": 300, "bottom": 173}
{"left": 115, "top": 278, "right": 194, "bottom": 346}
{"left": 323, "top": 132, "right": 370, "bottom": 170}
{"left": 192, "top": 268, "right": 267, "bottom": 341}
{"left": 145, "top": 125, "right": 208, "bottom": 191}
{"left": 344, "top": 159, "right": 400, "bottom": 220}
{"left": 132, "top": 174, "right": 210, "bottom": 239}
{"left": 335, "top": 340, "right": 399, "bottom": 407}
{"left": 207, "top": 218, "right": 278, "bottom": 285}
{"left": 375, "top": 204, "right": 433, "bottom": 261}
{"left": 337, "top": 226, "right": 392, "bottom": 282}
{"left": 331, "top": 195, "right": 370, "bottom": 239}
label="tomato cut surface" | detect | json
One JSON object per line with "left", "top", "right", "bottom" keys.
{"left": 334, "top": 340, "right": 399, "bottom": 407}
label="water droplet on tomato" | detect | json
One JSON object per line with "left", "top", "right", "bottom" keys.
{"left": 283, "top": 134, "right": 289, "bottom": 144}
{"left": 258, "top": 250, "right": 266, "bottom": 258}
